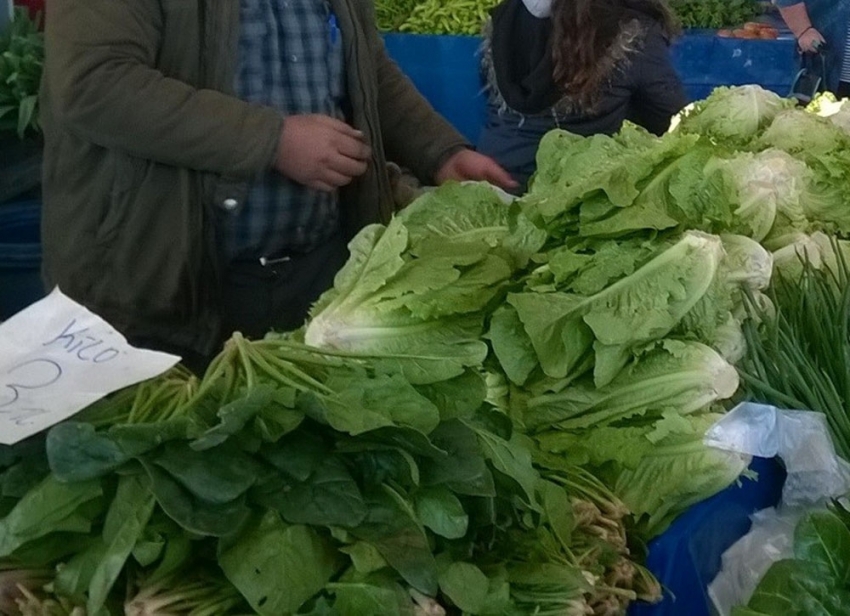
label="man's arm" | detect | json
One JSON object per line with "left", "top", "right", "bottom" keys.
{"left": 45, "top": 0, "right": 282, "bottom": 179}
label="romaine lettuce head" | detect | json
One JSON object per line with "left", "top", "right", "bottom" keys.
{"left": 535, "top": 410, "right": 749, "bottom": 539}
{"left": 670, "top": 85, "right": 794, "bottom": 145}
{"left": 523, "top": 339, "right": 740, "bottom": 432}
{"left": 507, "top": 232, "right": 725, "bottom": 385}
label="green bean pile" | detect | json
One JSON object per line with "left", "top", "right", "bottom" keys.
{"left": 376, "top": 0, "right": 501, "bottom": 36}
{"left": 375, "top": 0, "right": 422, "bottom": 32}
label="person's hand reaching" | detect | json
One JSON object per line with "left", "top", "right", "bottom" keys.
{"left": 797, "top": 26, "right": 825, "bottom": 53}
{"left": 434, "top": 149, "right": 519, "bottom": 192}
{"left": 274, "top": 114, "right": 371, "bottom": 192}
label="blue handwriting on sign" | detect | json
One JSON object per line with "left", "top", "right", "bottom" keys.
{"left": 0, "top": 358, "right": 62, "bottom": 426}
{"left": 42, "top": 318, "right": 121, "bottom": 363}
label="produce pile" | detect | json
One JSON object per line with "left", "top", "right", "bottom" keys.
{"left": 668, "top": 0, "right": 762, "bottom": 30}
{"left": 3, "top": 85, "right": 850, "bottom": 616}
{"left": 376, "top": 0, "right": 500, "bottom": 36}
{"left": 375, "top": 0, "right": 769, "bottom": 35}
{"left": 0, "top": 7, "right": 43, "bottom": 139}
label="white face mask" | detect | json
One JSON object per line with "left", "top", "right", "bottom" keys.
{"left": 521, "top": 0, "right": 552, "bottom": 18}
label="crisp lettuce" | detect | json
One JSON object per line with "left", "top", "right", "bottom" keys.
{"left": 670, "top": 85, "right": 794, "bottom": 145}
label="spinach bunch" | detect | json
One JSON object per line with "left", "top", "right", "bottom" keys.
{"left": 0, "top": 7, "right": 44, "bottom": 139}
{"left": 0, "top": 332, "right": 655, "bottom": 615}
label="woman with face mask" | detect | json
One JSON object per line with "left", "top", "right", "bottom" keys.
{"left": 477, "top": 0, "right": 688, "bottom": 192}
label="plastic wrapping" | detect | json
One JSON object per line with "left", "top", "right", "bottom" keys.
{"left": 704, "top": 402, "right": 850, "bottom": 615}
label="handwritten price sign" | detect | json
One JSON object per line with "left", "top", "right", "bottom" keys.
{"left": 0, "top": 288, "right": 179, "bottom": 445}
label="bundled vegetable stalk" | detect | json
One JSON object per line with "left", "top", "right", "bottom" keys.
{"left": 741, "top": 237, "right": 850, "bottom": 460}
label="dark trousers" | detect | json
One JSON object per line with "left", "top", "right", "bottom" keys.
{"left": 128, "top": 234, "right": 348, "bottom": 376}
{"left": 838, "top": 81, "right": 850, "bottom": 98}
{"left": 221, "top": 232, "right": 349, "bottom": 341}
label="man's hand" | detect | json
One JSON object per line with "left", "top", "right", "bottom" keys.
{"left": 797, "top": 26, "right": 825, "bottom": 53}
{"left": 274, "top": 114, "right": 371, "bottom": 192}
{"left": 434, "top": 149, "right": 519, "bottom": 192}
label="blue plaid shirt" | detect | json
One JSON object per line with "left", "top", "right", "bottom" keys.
{"left": 224, "top": 0, "right": 347, "bottom": 262}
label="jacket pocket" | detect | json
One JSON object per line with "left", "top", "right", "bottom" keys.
{"left": 96, "top": 151, "right": 146, "bottom": 246}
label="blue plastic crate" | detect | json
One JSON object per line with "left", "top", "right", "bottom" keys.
{"left": 384, "top": 34, "right": 487, "bottom": 144}
{"left": 0, "top": 198, "right": 44, "bottom": 320}
{"left": 629, "top": 457, "right": 786, "bottom": 616}
{"left": 383, "top": 33, "right": 800, "bottom": 144}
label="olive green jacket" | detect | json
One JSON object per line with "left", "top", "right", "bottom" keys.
{"left": 40, "top": 0, "right": 468, "bottom": 355}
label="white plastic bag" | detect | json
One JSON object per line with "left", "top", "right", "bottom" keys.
{"left": 704, "top": 402, "right": 850, "bottom": 615}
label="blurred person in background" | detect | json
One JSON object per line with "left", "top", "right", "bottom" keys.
{"left": 39, "top": 0, "right": 515, "bottom": 372}
{"left": 477, "top": 0, "right": 688, "bottom": 192}
{"left": 773, "top": 0, "right": 850, "bottom": 97}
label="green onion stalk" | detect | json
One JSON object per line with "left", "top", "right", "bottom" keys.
{"left": 741, "top": 245, "right": 850, "bottom": 460}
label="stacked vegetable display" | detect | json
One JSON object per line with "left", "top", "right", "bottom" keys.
{"left": 668, "top": 0, "right": 763, "bottom": 31}
{"left": 375, "top": 0, "right": 500, "bottom": 36}
{"left": 374, "top": 0, "right": 770, "bottom": 35}
{"left": 3, "top": 84, "right": 850, "bottom": 615}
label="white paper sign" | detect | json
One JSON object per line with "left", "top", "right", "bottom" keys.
{"left": 0, "top": 288, "right": 180, "bottom": 445}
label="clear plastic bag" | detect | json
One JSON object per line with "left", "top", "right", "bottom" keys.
{"left": 703, "top": 402, "right": 850, "bottom": 615}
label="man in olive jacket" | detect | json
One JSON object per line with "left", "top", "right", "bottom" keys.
{"left": 40, "top": 0, "right": 515, "bottom": 368}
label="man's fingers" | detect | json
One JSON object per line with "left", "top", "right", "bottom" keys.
{"left": 329, "top": 154, "right": 369, "bottom": 178}
{"left": 309, "top": 180, "right": 337, "bottom": 192}
{"left": 335, "top": 134, "right": 372, "bottom": 161}
{"left": 316, "top": 114, "right": 365, "bottom": 139}
{"left": 484, "top": 165, "right": 519, "bottom": 190}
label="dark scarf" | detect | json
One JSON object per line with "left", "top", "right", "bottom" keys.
{"left": 489, "top": 0, "right": 559, "bottom": 115}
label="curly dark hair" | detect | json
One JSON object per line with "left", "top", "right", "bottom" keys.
{"left": 550, "top": 0, "right": 678, "bottom": 110}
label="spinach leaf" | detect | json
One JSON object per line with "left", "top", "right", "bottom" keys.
{"left": 150, "top": 441, "right": 259, "bottom": 505}
{"left": 745, "top": 559, "right": 850, "bottom": 616}
{"left": 252, "top": 455, "right": 367, "bottom": 528}
{"left": 794, "top": 510, "right": 850, "bottom": 584}
{"left": 349, "top": 486, "right": 438, "bottom": 596}
{"left": 47, "top": 420, "right": 190, "bottom": 482}
{"left": 219, "top": 511, "right": 341, "bottom": 615}
{"left": 86, "top": 474, "right": 156, "bottom": 615}
{"left": 140, "top": 460, "right": 250, "bottom": 537}
{"left": 327, "top": 582, "right": 409, "bottom": 616}
{"left": 420, "top": 421, "right": 495, "bottom": 497}
{"left": 438, "top": 561, "right": 490, "bottom": 614}
{"left": 0, "top": 475, "right": 103, "bottom": 557}
{"left": 414, "top": 487, "right": 468, "bottom": 540}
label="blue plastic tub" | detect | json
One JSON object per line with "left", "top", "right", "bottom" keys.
{"left": 0, "top": 199, "right": 45, "bottom": 320}
{"left": 383, "top": 32, "right": 800, "bottom": 144}
{"left": 629, "top": 457, "right": 786, "bottom": 616}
